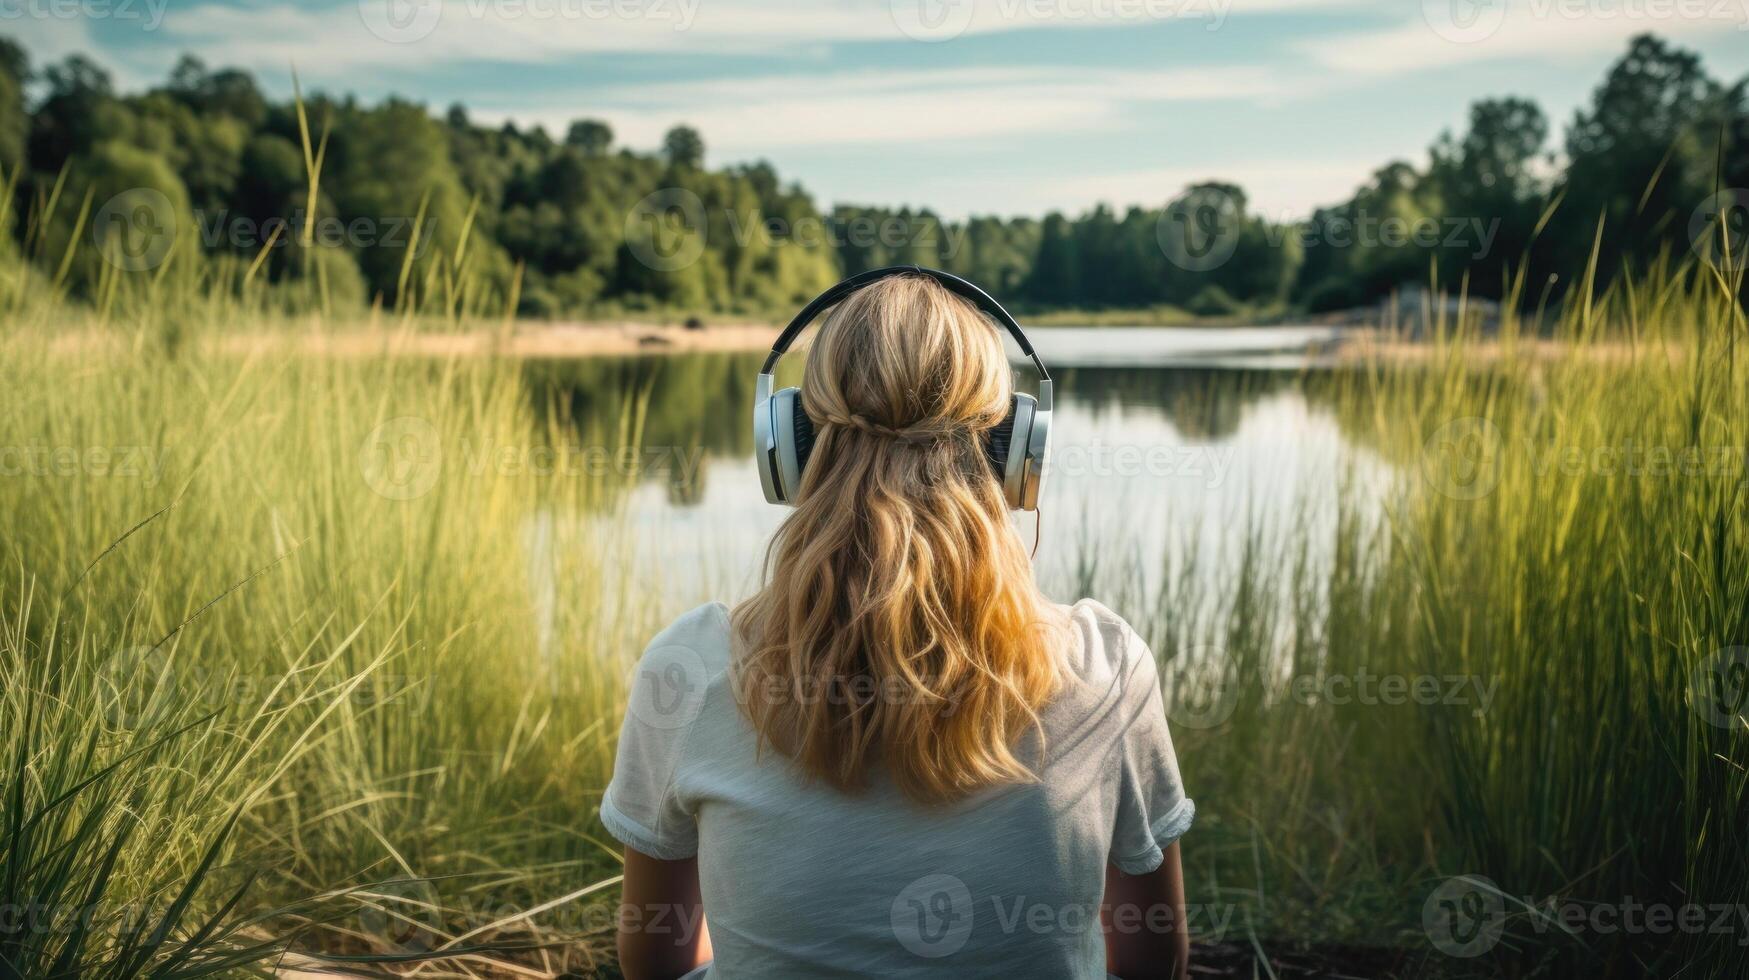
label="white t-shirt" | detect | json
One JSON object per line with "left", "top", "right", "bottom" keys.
{"left": 602, "top": 598, "right": 1194, "bottom": 979}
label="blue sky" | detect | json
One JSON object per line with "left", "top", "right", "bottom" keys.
{"left": 13, "top": 0, "right": 1749, "bottom": 219}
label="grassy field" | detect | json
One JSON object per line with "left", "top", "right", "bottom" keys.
{"left": 1141, "top": 259, "right": 1749, "bottom": 976}
{"left": 2, "top": 192, "right": 1747, "bottom": 980}
{"left": 1, "top": 308, "right": 668, "bottom": 975}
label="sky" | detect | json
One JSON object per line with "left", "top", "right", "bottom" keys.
{"left": 11, "top": 0, "right": 1749, "bottom": 220}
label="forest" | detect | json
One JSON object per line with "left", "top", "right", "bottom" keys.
{"left": 1, "top": 32, "right": 1744, "bottom": 320}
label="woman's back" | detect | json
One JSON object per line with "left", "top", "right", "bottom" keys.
{"left": 607, "top": 271, "right": 1194, "bottom": 978}
{"left": 604, "top": 599, "right": 1193, "bottom": 978}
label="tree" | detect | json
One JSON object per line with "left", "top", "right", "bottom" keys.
{"left": 539, "top": 149, "right": 589, "bottom": 211}
{"left": 1425, "top": 97, "right": 1550, "bottom": 297}
{"left": 324, "top": 97, "right": 509, "bottom": 306}
{"left": 566, "top": 119, "right": 613, "bottom": 157}
{"left": 0, "top": 36, "right": 1738, "bottom": 319}
{"left": 135, "top": 90, "right": 249, "bottom": 214}
{"left": 1026, "top": 213, "right": 1081, "bottom": 305}
{"left": 168, "top": 54, "right": 206, "bottom": 94}
{"left": 1436, "top": 98, "right": 1547, "bottom": 203}
{"left": 663, "top": 126, "right": 703, "bottom": 169}
{"left": 1556, "top": 34, "right": 1722, "bottom": 280}
{"left": 235, "top": 132, "right": 306, "bottom": 228}
{"left": 28, "top": 55, "right": 124, "bottom": 174}
{"left": 1291, "top": 161, "right": 1434, "bottom": 309}
{"left": 0, "top": 38, "right": 26, "bottom": 172}
{"left": 42, "top": 53, "right": 112, "bottom": 98}
{"left": 0, "top": 36, "right": 24, "bottom": 84}
{"left": 47, "top": 140, "right": 194, "bottom": 291}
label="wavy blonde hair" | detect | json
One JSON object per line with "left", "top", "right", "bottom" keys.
{"left": 731, "top": 274, "right": 1066, "bottom": 804}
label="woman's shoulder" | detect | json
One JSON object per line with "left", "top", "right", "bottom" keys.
{"left": 1056, "top": 598, "right": 1158, "bottom": 690}
{"left": 629, "top": 602, "right": 736, "bottom": 689}
{"left": 648, "top": 601, "right": 733, "bottom": 653}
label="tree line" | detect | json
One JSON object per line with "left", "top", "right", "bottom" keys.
{"left": 0, "top": 33, "right": 1743, "bottom": 320}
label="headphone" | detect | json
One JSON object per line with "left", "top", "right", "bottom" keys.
{"left": 753, "top": 266, "right": 1054, "bottom": 511}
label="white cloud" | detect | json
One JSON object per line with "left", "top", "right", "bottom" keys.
{"left": 2, "top": 15, "right": 131, "bottom": 83}
{"left": 594, "top": 90, "right": 1111, "bottom": 150}
{"left": 150, "top": 0, "right": 1363, "bottom": 76}
{"left": 608, "top": 65, "right": 1292, "bottom": 109}
{"left": 900, "top": 157, "right": 1384, "bottom": 220}
{"left": 136, "top": 0, "right": 1749, "bottom": 92}
{"left": 457, "top": 62, "right": 1357, "bottom": 215}
{"left": 878, "top": 0, "right": 1365, "bottom": 41}
{"left": 477, "top": 63, "right": 1302, "bottom": 151}
{"left": 1308, "top": 0, "right": 1749, "bottom": 76}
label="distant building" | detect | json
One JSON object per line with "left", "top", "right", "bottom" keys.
{"left": 1380, "top": 285, "right": 1501, "bottom": 338}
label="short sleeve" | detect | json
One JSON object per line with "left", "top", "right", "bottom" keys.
{"left": 600, "top": 606, "right": 723, "bottom": 860}
{"left": 1106, "top": 620, "right": 1195, "bottom": 875}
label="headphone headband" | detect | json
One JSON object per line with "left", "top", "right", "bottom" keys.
{"left": 753, "top": 266, "right": 1054, "bottom": 510}
{"left": 760, "top": 265, "right": 1051, "bottom": 381}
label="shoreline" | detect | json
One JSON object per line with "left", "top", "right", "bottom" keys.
{"left": 36, "top": 321, "right": 1642, "bottom": 368}
{"left": 222, "top": 321, "right": 790, "bottom": 359}
{"left": 34, "top": 320, "right": 788, "bottom": 360}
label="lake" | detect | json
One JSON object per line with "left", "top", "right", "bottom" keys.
{"left": 528, "top": 325, "right": 1389, "bottom": 621}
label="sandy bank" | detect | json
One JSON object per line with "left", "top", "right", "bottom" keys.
{"left": 225, "top": 321, "right": 788, "bottom": 359}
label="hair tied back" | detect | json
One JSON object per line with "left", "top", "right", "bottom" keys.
{"left": 817, "top": 412, "right": 954, "bottom": 446}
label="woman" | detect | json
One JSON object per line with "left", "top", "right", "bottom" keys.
{"left": 603, "top": 272, "right": 1193, "bottom": 979}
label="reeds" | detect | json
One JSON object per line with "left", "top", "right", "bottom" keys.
{"left": 1121, "top": 249, "right": 1748, "bottom": 975}
{"left": 0, "top": 322, "right": 664, "bottom": 975}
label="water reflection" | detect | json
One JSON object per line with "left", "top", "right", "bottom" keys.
{"left": 524, "top": 354, "right": 1303, "bottom": 500}
{"left": 523, "top": 341, "right": 1388, "bottom": 614}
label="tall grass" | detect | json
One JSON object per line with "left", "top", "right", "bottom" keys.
{"left": 2, "top": 95, "right": 659, "bottom": 975}
{"left": 1366, "top": 258, "right": 1747, "bottom": 975}
{"left": 1, "top": 318, "right": 665, "bottom": 975}
{"left": 1098, "top": 254, "right": 1747, "bottom": 976}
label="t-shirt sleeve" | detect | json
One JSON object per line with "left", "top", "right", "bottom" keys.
{"left": 1107, "top": 619, "right": 1195, "bottom": 875}
{"left": 600, "top": 609, "right": 719, "bottom": 860}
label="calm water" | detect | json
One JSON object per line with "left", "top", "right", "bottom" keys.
{"left": 530, "top": 326, "right": 1389, "bottom": 619}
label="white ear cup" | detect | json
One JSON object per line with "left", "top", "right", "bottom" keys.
{"left": 754, "top": 374, "right": 784, "bottom": 504}
{"left": 1021, "top": 399, "right": 1042, "bottom": 507}
{"left": 754, "top": 380, "right": 811, "bottom": 505}
{"left": 1020, "top": 380, "right": 1052, "bottom": 511}
{"left": 754, "top": 379, "right": 1048, "bottom": 511}
{"left": 1000, "top": 394, "right": 1037, "bottom": 510}
{"left": 769, "top": 387, "right": 805, "bottom": 504}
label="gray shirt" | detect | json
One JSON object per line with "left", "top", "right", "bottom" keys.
{"left": 602, "top": 599, "right": 1193, "bottom": 978}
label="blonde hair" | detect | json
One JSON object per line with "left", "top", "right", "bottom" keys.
{"left": 731, "top": 274, "right": 1066, "bottom": 804}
